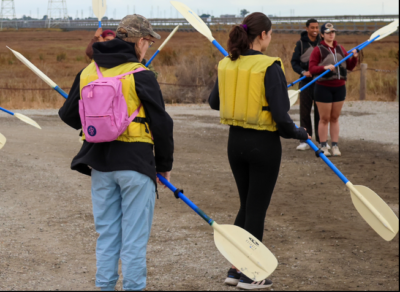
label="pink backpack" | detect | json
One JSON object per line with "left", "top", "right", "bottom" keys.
{"left": 79, "top": 63, "right": 146, "bottom": 143}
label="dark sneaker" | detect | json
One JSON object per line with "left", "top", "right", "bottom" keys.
{"left": 237, "top": 274, "right": 273, "bottom": 290}
{"left": 224, "top": 268, "right": 241, "bottom": 286}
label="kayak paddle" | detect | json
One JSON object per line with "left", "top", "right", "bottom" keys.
{"left": 297, "top": 125, "right": 399, "bottom": 241}
{"left": 7, "top": 46, "right": 68, "bottom": 99}
{"left": 146, "top": 25, "right": 180, "bottom": 67}
{"left": 157, "top": 174, "right": 278, "bottom": 281}
{"left": 288, "top": 19, "right": 399, "bottom": 106}
{"left": 0, "top": 106, "right": 41, "bottom": 129}
{"left": 92, "top": 0, "right": 107, "bottom": 29}
{"left": 287, "top": 40, "right": 369, "bottom": 89}
{"left": 0, "top": 133, "right": 6, "bottom": 150}
{"left": 170, "top": 1, "right": 228, "bottom": 57}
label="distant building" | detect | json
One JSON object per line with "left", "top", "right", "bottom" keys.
{"left": 220, "top": 14, "right": 236, "bottom": 18}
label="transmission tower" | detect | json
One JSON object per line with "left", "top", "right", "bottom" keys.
{"left": 46, "top": 0, "right": 68, "bottom": 28}
{"left": 1, "top": 0, "right": 16, "bottom": 20}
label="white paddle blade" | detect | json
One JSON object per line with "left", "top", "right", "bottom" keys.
{"left": 0, "top": 133, "right": 6, "bottom": 150}
{"left": 213, "top": 223, "right": 278, "bottom": 281}
{"left": 159, "top": 25, "right": 180, "bottom": 51}
{"left": 92, "top": 0, "right": 107, "bottom": 21}
{"left": 370, "top": 19, "right": 399, "bottom": 41}
{"left": 14, "top": 113, "right": 41, "bottom": 129}
{"left": 7, "top": 46, "right": 57, "bottom": 88}
{"left": 288, "top": 90, "right": 300, "bottom": 107}
{"left": 349, "top": 184, "right": 399, "bottom": 241}
{"left": 170, "top": 1, "right": 214, "bottom": 42}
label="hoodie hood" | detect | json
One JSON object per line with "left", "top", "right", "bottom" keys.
{"left": 92, "top": 37, "right": 139, "bottom": 68}
{"left": 301, "top": 31, "right": 321, "bottom": 46}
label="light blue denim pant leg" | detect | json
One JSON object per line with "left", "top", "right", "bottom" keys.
{"left": 91, "top": 169, "right": 156, "bottom": 292}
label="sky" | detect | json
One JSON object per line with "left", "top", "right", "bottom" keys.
{"left": 4, "top": 0, "right": 399, "bottom": 19}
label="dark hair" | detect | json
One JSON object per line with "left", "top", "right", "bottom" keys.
{"left": 306, "top": 18, "right": 318, "bottom": 27}
{"left": 227, "top": 12, "right": 272, "bottom": 61}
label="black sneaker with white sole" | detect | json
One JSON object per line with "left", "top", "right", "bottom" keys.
{"left": 224, "top": 268, "right": 241, "bottom": 286}
{"left": 237, "top": 274, "right": 273, "bottom": 290}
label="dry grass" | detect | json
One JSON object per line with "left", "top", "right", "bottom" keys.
{"left": 0, "top": 29, "right": 398, "bottom": 109}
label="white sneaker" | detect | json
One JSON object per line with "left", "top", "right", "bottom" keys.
{"left": 332, "top": 146, "right": 341, "bottom": 157}
{"left": 296, "top": 142, "right": 310, "bottom": 151}
{"left": 321, "top": 146, "right": 331, "bottom": 157}
{"left": 318, "top": 143, "right": 331, "bottom": 150}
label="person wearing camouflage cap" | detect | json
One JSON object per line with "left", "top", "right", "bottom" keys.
{"left": 59, "top": 14, "right": 173, "bottom": 292}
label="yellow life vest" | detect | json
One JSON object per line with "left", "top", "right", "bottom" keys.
{"left": 218, "top": 54, "right": 284, "bottom": 132}
{"left": 80, "top": 62, "right": 154, "bottom": 144}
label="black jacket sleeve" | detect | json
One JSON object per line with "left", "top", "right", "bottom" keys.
{"left": 208, "top": 78, "right": 220, "bottom": 110}
{"left": 291, "top": 41, "right": 306, "bottom": 76}
{"left": 58, "top": 70, "right": 83, "bottom": 130}
{"left": 134, "top": 71, "right": 174, "bottom": 172}
{"left": 265, "top": 62, "right": 308, "bottom": 140}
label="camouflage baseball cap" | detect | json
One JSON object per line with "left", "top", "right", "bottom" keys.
{"left": 117, "top": 14, "right": 161, "bottom": 40}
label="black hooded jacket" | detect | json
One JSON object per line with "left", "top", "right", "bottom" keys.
{"left": 58, "top": 37, "right": 174, "bottom": 186}
{"left": 291, "top": 31, "right": 321, "bottom": 81}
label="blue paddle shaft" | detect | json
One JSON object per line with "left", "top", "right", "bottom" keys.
{"left": 212, "top": 40, "right": 229, "bottom": 57}
{"left": 295, "top": 125, "right": 349, "bottom": 184}
{"left": 146, "top": 50, "right": 160, "bottom": 67}
{"left": 156, "top": 174, "right": 214, "bottom": 225}
{"left": 0, "top": 106, "right": 14, "bottom": 116}
{"left": 300, "top": 36, "right": 379, "bottom": 93}
{"left": 287, "top": 41, "right": 369, "bottom": 89}
{"left": 98, "top": 21, "right": 102, "bottom": 28}
{"left": 54, "top": 85, "right": 68, "bottom": 99}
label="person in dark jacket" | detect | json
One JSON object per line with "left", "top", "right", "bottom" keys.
{"left": 59, "top": 15, "right": 173, "bottom": 292}
{"left": 209, "top": 13, "right": 310, "bottom": 290}
{"left": 309, "top": 22, "right": 358, "bottom": 157}
{"left": 291, "top": 18, "right": 321, "bottom": 151}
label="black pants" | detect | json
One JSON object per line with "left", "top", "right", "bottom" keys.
{"left": 300, "top": 81, "right": 320, "bottom": 143}
{"left": 228, "top": 126, "right": 282, "bottom": 241}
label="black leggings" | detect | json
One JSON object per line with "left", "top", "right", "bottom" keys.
{"left": 228, "top": 126, "right": 282, "bottom": 241}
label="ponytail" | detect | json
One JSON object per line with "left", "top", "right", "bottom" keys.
{"left": 227, "top": 12, "right": 272, "bottom": 61}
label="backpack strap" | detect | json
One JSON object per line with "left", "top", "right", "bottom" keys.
{"left": 94, "top": 62, "right": 104, "bottom": 78}
{"left": 116, "top": 67, "right": 147, "bottom": 79}
{"left": 127, "top": 104, "right": 142, "bottom": 124}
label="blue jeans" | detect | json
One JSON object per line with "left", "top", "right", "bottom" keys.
{"left": 91, "top": 169, "right": 156, "bottom": 291}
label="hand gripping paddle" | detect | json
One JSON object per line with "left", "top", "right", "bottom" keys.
{"left": 170, "top": 1, "right": 228, "bottom": 57}
{"left": 0, "top": 106, "right": 41, "bottom": 129}
{"left": 288, "top": 19, "right": 399, "bottom": 107}
{"left": 0, "top": 133, "right": 6, "bottom": 150}
{"left": 297, "top": 125, "right": 399, "bottom": 241}
{"left": 157, "top": 174, "right": 278, "bottom": 281}
{"left": 92, "top": 0, "right": 107, "bottom": 28}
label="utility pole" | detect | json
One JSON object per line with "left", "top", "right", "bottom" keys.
{"left": 47, "top": 0, "right": 68, "bottom": 28}
{"left": 1, "top": 0, "right": 17, "bottom": 30}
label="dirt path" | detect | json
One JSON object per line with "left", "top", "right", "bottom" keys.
{"left": 0, "top": 106, "right": 398, "bottom": 291}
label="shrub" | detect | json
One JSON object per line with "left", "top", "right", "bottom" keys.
{"left": 56, "top": 52, "right": 67, "bottom": 62}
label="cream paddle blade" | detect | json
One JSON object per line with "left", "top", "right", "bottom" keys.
{"left": 6, "top": 46, "right": 68, "bottom": 99}
{"left": 92, "top": 0, "right": 107, "bottom": 28}
{"left": 370, "top": 19, "right": 399, "bottom": 41}
{"left": 288, "top": 90, "right": 300, "bottom": 107}
{"left": 298, "top": 126, "right": 399, "bottom": 241}
{"left": 0, "top": 133, "right": 6, "bottom": 150}
{"left": 170, "top": 1, "right": 228, "bottom": 56}
{"left": 0, "top": 107, "right": 41, "bottom": 129}
{"left": 14, "top": 113, "right": 42, "bottom": 129}
{"left": 349, "top": 184, "right": 399, "bottom": 242}
{"left": 213, "top": 223, "right": 278, "bottom": 281}
{"left": 157, "top": 174, "right": 278, "bottom": 281}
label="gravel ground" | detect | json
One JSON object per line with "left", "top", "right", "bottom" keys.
{"left": 2, "top": 101, "right": 399, "bottom": 147}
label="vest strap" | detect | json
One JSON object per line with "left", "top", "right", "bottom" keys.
{"left": 262, "top": 106, "right": 271, "bottom": 111}
{"left": 94, "top": 63, "right": 147, "bottom": 79}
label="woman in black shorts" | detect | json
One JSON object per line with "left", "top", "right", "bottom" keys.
{"left": 209, "top": 13, "right": 309, "bottom": 290}
{"left": 309, "top": 23, "right": 358, "bottom": 157}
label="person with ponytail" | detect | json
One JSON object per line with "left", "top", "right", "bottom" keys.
{"left": 208, "top": 12, "right": 310, "bottom": 290}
